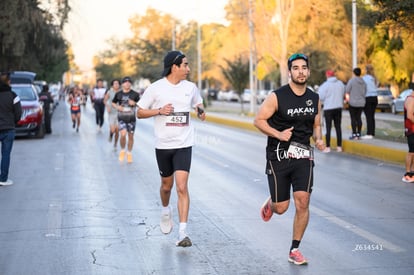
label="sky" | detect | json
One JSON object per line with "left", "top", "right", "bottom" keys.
{"left": 63, "top": 0, "right": 228, "bottom": 71}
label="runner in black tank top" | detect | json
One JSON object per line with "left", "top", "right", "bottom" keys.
{"left": 254, "top": 53, "right": 325, "bottom": 265}
{"left": 402, "top": 92, "right": 414, "bottom": 182}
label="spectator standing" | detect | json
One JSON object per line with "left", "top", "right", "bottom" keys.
{"left": 346, "top": 68, "right": 367, "bottom": 140}
{"left": 403, "top": 89, "right": 414, "bottom": 182}
{"left": 137, "top": 50, "right": 205, "bottom": 247}
{"left": 362, "top": 64, "right": 378, "bottom": 139}
{"left": 91, "top": 79, "right": 106, "bottom": 131}
{"left": 318, "top": 70, "right": 345, "bottom": 152}
{"left": 38, "top": 84, "right": 54, "bottom": 134}
{"left": 0, "top": 72, "right": 22, "bottom": 186}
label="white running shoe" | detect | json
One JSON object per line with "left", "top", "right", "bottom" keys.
{"left": 160, "top": 206, "right": 173, "bottom": 234}
{"left": 322, "top": 147, "right": 331, "bottom": 153}
{"left": 0, "top": 179, "right": 13, "bottom": 186}
{"left": 361, "top": 135, "right": 374, "bottom": 140}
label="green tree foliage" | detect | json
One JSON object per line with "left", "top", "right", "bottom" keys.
{"left": 220, "top": 55, "right": 250, "bottom": 112}
{"left": 93, "top": 38, "right": 125, "bottom": 82}
{"left": 370, "top": 0, "right": 414, "bottom": 32}
{"left": 356, "top": 0, "right": 414, "bottom": 90}
{"left": 124, "top": 8, "right": 198, "bottom": 83}
{"left": 0, "top": 0, "right": 69, "bottom": 82}
{"left": 91, "top": 0, "right": 414, "bottom": 95}
{"left": 199, "top": 23, "right": 227, "bottom": 88}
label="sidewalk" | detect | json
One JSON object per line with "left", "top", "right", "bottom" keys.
{"left": 204, "top": 111, "right": 406, "bottom": 166}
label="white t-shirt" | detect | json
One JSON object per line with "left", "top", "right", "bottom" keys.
{"left": 138, "top": 78, "right": 203, "bottom": 149}
{"left": 93, "top": 87, "right": 106, "bottom": 100}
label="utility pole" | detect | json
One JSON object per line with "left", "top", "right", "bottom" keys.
{"left": 248, "top": 0, "right": 257, "bottom": 115}
{"left": 172, "top": 23, "right": 176, "bottom": 51}
{"left": 352, "top": 0, "right": 357, "bottom": 68}
{"left": 197, "top": 22, "right": 202, "bottom": 93}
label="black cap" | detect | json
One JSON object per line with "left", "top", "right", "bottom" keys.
{"left": 122, "top": 76, "right": 132, "bottom": 83}
{"left": 162, "top": 51, "right": 185, "bottom": 77}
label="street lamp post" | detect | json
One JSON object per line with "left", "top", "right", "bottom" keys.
{"left": 197, "top": 22, "right": 202, "bottom": 92}
{"left": 352, "top": 0, "right": 357, "bottom": 68}
{"left": 172, "top": 23, "right": 176, "bottom": 51}
{"left": 248, "top": 0, "right": 257, "bottom": 115}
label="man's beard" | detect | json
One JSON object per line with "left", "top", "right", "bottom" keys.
{"left": 291, "top": 76, "right": 307, "bottom": 86}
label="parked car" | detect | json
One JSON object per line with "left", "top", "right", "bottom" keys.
{"left": 391, "top": 89, "right": 413, "bottom": 114}
{"left": 9, "top": 72, "right": 45, "bottom": 138}
{"left": 242, "top": 89, "right": 251, "bottom": 103}
{"left": 33, "top": 80, "right": 47, "bottom": 94}
{"left": 217, "top": 90, "right": 240, "bottom": 102}
{"left": 11, "top": 84, "right": 45, "bottom": 138}
{"left": 227, "top": 90, "right": 240, "bottom": 102}
{"left": 9, "top": 71, "right": 36, "bottom": 84}
{"left": 257, "top": 90, "right": 270, "bottom": 103}
{"left": 376, "top": 88, "right": 394, "bottom": 112}
{"left": 207, "top": 89, "right": 218, "bottom": 100}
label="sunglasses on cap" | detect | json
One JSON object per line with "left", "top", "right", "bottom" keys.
{"left": 288, "top": 53, "right": 308, "bottom": 62}
{"left": 171, "top": 51, "right": 185, "bottom": 65}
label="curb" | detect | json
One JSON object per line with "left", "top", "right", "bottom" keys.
{"left": 203, "top": 113, "right": 405, "bottom": 166}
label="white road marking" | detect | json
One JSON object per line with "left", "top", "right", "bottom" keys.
{"left": 45, "top": 201, "right": 63, "bottom": 238}
{"left": 312, "top": 206, "right": 405, "bottom": 253}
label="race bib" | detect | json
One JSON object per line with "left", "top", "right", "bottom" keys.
{"left": 165, "top": 112, "right": 189, "bottom": 127}
{"left": 287, "top": 142, "right": 313, "bottom": 159}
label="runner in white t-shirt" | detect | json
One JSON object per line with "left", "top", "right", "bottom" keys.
{"left": 91, "top": 78, "right": 107, "bottom": 131}
{"left": 137, "top": 50, "right": 205, "bottom": 247}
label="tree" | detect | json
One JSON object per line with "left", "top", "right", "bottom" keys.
{"left": 0, "top": 0, "right": 70, "bottom": 82}
{"left": 94, "top": 38, "right": 125, "bottom": 81}
{"left": 199, "top": 23, "right": 228, "bottom": 89}
{"left": 370, "top": 0, "right": 414, "bottom": 33}
{"left": 220, "top": 55, "right": 250, "bottom": 113}
{"left": 126, "top": 8, "right": 184, "bottom": 83}
{"left": 357, "top": 0, "right": 414, "bottom": 91}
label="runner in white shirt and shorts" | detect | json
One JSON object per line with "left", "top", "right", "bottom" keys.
{"left": 137, "top": 50, "right": 205, "bottom": 247}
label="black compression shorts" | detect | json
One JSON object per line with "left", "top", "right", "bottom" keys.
{"left": 408, "top": 134, "right": 414, "bottom": 153}
{"left": 155, "top": 147, "right": 192, "bottom": 177}
{"left": 266, "top": 158, "right": 314, "bottom": 203}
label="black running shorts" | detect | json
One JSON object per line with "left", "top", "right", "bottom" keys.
{"left": 118, "top": 120, "right": 136, "bottom": 133}
{"left": 407, "top": 134, "right": 414, "bottom": 153}
{"left": 155, "top": 147, "right": 192, "bottom": 177}
{"left": 266, "top": 158, "right": 314, "bottom": 203}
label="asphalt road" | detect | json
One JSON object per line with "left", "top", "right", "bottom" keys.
{"left": 0, "top": 101, "right": 413, "bottom": 275}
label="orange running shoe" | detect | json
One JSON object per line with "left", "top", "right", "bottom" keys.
{"left": 118, "top": 150, "right": 125, "bottom": 162}
{"left": 127, "top": 152, "right": 133, "bottom": 163}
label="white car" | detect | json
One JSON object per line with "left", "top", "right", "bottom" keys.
{"left": 242, "top": 89, "right": 251, "bottom": 103}
{"left": 391, "top": 89, "right": 413, "bottom": 114}
{"left": 217, "top": 90, "right": 240, "bottom": 102}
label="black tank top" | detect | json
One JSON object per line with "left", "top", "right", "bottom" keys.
{"left": 267, "top": 85, "right": 319, "bottom": 152}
